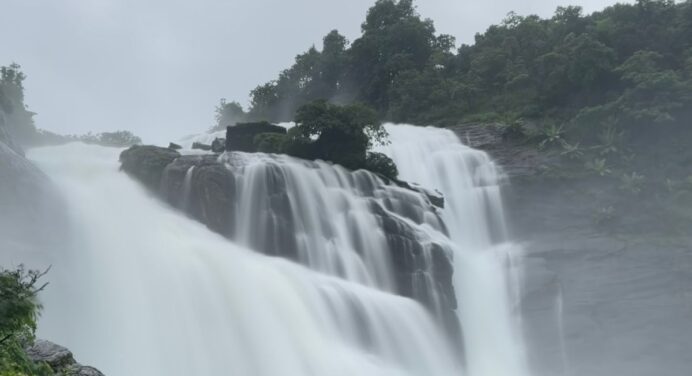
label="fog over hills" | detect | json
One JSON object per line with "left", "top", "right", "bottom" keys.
{"left": 0, "top": 0, "right": 624, "bottom": 142}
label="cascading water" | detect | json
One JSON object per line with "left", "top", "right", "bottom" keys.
{"left": 29, "top": 143, "right": 460, "bottom": 376}
{"left": 377, "top": 124, "right": 530, "bottom": 376}
{"left": 26, "top": 123, "right": 531, "bottom": 376}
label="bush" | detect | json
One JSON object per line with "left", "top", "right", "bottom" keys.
{"left": 365, "top": 152, "right": 399, "bottom": 180}
{"left": 96, "top": 130, "right": 142, "bottom": 147}
{"left": 281, "top": 128, "right": 315, "bottom": 160}
{"left": 253, "top": 133, "right": 287, "bottom": 153}
{"left": 294, "top": 100, "right": 386, "bottom": 170}
{"left": 0, "top": 266, "right": 51, "bottom": 375}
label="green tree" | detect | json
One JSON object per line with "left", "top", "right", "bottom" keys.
{"left": 0, "top": 63, "right": 37, "bottom": 145}
{"left": 293, "top": 100, "right": 385, "bottom": 169}
{"left": 96, "top": 130, "right": 142, "bottom": 147}
{"left": 0, "top": 266, "right": 51, "bottom": 375}
{"left": 215, "top": 99, "right": 247, "bottom": 129}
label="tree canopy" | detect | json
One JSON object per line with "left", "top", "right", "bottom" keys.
{"left": 0, "top": 266, "right": 51, "bottom": 375}
{"left": 0, "top": 63, "right": 37, "bottom": 146}
{"left": 221, "top": 0, "right": 692, "bottom": 137}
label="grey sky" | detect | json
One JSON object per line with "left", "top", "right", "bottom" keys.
{"left": 1, "top": 0, "right": 623, "bottom": 143}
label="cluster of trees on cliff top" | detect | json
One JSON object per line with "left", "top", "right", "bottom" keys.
{"left": 217, "top": 0, "right": 692, "bottom": 135}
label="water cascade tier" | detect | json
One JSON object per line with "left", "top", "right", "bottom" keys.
{"left": 29, "top": 123, "right": 530, "bottom": 376}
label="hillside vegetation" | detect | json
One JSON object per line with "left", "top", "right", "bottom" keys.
{"left": 219, "top": 0, "right": 692, "bottom": 137}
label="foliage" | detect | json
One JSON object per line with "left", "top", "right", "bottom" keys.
{"left": 253, "top": 132, "right": 287, "bottom": 154}
{"left": 280, "top": 128, "right": 315, "bottom": 160}
{"left": 217, "top": 0, "right": 692, "bottom": 157}
{"left": 619, "top": 171, "right": 645, "bottom": 194}
{"left": 292, "top": 100, "right": 384, "bottom": 170}
{"left": 538, "top": 123, "right": 566, "bottom": 149}
{"left": 593, "top": 205, "right": 616, "bottom": 225}
{"left": 585, "top": 158, "right": 611, "bottom": 176}
{"left": 364, "top": 152, "right": 399, "bottom": 179}
{"left": 597, "top": 124, "right": 625, "bottom": 156}
{"left": 92, "top": 131, "right": 142, "bottom": 147}
{"left": 0, "top": 266, "right": 51, "bottom": 375}
{"left": 560, "top": 142, "right": 584, "bottom": 160}
{"left": 0, "top": 63, "right": 37, "bottom": 146}
{"left": 214, "top": 99, "right": 247, "bottom": 130}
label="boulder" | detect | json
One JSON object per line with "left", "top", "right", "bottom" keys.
{"left": 119, "top": 145, "right": 180, "bottom": 192}
{"left": 211, "top": 137, "right": 225, "bottom": 153}
{"left": 26, "top": 340, "right": 105, "bottom": 376}
{"left": 168, "top": 142, "right": 182, "bottom": 150}
{"left": 191, "top": 142, "right": 212, "bottom": 151}
{"left": 226, "top": 122, "right": 287, "bottom": 152}
{"left": 160, "top": 155, "right": 236, "bottom": 236}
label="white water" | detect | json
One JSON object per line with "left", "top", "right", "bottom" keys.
{"left": 377, "top": 124, "right": 530, "bottom": 376}
{"left": 29, "top": 143, "right": 459, "bottom": 376}
{"left": 26, "top": 123, "right": 531, "bottom": 376}
{"left": 216, "top": 151, "right": 449, "bottom": 298}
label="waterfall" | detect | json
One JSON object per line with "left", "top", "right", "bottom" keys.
{"left": 27, "top": 123, "right": 531, "bottom": 376}
{"left": 377, "top": 124, "right": 530, "bottom": 376}
{"left": 29, "top": 143, "right": 459, "bottom": 376}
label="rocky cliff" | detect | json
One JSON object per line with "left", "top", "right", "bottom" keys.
{"left": 0, "top": 113, "right": 105, "bottom": 375}
{"left": 451, "top": 123, "right": 692, "bottom": 376}
{"left": 119, "top": 146, "right": 458, "bottom": 335}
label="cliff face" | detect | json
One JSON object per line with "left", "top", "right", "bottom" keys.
{"left": 0, "top": 110, "right": 67, "bottom": 263}
{"left": 452, "top": 123, "right": 692, "bottom": 376}
{"left": 119, "top": 146, "right": 459, "bottom": 335}
{"left": 1, "top": 113, "right": 105, "bottom": 376}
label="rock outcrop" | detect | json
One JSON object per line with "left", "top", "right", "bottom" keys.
{"left": 119, "top": 145, "right": 180, "bottom": 192}
{"left": 0, "top": 110, "right": 24, "bottom": 156}
{"left": 26, "top": 340, "right": 105, "bottom": 376}
{"left": 452, "top": 121, "right": 692, "bottom": 376}
{"left": 118, "top": 145, "right": 457, "bottom": 329}
{"left": 225, "top": 121, "right": 287, "bottom": 152}
{"left": 449, "top": 123, "right": 548, "bottom": 179}
{"left": 0, "top": 110, "right": 67, "bottom": 262}
{"left": 160, "top": 154, "right": 236, "bottom": 235}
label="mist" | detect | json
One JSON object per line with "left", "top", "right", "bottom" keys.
{"left": 3, "top": 0, "right": 690, "bottom": 375}
{"left": 1, "top": 0, "right": 625, "bottom": 142}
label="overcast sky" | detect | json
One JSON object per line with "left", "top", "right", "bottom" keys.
{"left": 1, "top": 0, "right": 624, "bottom": 143}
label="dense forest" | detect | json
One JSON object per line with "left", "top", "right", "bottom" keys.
{"left": 217, "top": 0, "right": 692, "bottom": 141}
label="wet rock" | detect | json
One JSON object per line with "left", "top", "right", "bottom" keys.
{"left": 211, "top": 137, "right": 225, "bottom": 153}
{"left": 120, "top": 147, "right": 455, "bottom": 328}
{"left": 161, "top": 155, "right": 236, "bottom": 236}
{"left": 226, "top": 121, "right": 287, "bottom": 152}
{"left": 0, "top": 114, "right": 67, "bottom": 260}
{"left": 119, "top": 145, "right": 180, "bottom": 192}
{"left": 26, "top": 340, "right": 105, "bottom": 376}
{"left": 191, "top": 142, "right": 212, "bottom": 151}
{"left": 370, "top": 198, "right": 457, "bottom": 335}
{"left": 449, "top": 123, "right": 547, "bottom": 179}
{"left": 0, "top": 110, "right": 23, "bottom": 156}
{"left": 168, "top": 142, "right": 182, "bottom": 150}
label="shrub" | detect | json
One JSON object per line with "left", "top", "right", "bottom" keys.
{"left": 585, "top": 158, "right": 611, "bottom": 176}
{"left": 619, "top": 172, "right": 645, "bottom": 194}
{"left": 538, "top": 123, "right": 566, "bottom": 149}
{"left": 0, "top": 266, "right": 51, "bottom": 375}
{"left": 253, "top": 133, "right": 287, "bottom": 153}
{"left": 293, "top": 100, "right": 388, "bottom": 170}
{"left": 365, "top": 152, "right": 399, "bottom": 180}
{"left": 281, "top": 127, "right": 316, "bottom": 160}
